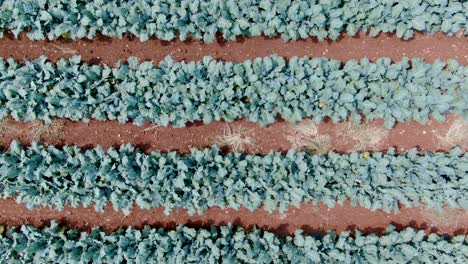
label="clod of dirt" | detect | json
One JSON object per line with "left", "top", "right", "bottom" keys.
{"left": 337, "top": 121, "right": 389, "bottom": 151}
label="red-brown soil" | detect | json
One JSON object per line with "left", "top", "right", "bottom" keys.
{"left": 0, "top": 32, "right": 466, "bottom": 65}
{"left": 1, "top": 32, "right": 466, "bottom": 237}
{"left": 1, "top": 115, "right": 465, "bottom": 154}
{"left": 0, "top": 198, "right": 465, "bottom": 236}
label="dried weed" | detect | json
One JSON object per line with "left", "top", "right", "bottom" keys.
{"left": 286, "top": 120, "right": 332, "bottom": 155}
{"left": 422, "top": 208, "right": 467, "bottom": 228}
{"left": 0, "top": 119, "right": 21, "bottom": 135}
{"left": 435, "top": 117, "right": 468, "bottom": 148}
{"left": 29, "top": 120, "right": 65, "bottom": 141}
{"left": 215, "top": 125, "right": 255, "bottom": 152}
{"left": 338, "top": 121, "right": 389, "bottom": 151}
{"left": 48, "top": 44, "right": 78, "bottom": 55}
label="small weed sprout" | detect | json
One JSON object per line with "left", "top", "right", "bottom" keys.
{"left": 215, "top": 125, "right": 255, "bottom": 152}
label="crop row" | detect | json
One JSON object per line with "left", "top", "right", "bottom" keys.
{"left": 1, "top": 0, "right": 467, "bottom": 42}
{"left": 1, "top": 222, "right": 466, "bottom": 263}
{"left": 1, "top": 141, "right": 466, "bottom": 215}
{"left": 1, "top": 56, "right": 466, "bottom": 128}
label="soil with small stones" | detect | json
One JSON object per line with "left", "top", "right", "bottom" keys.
{"left": 0, "top": 32, "right": 466, "bottom": 65}
{"left": 0, "top": 199, "right": 465, "bottom": 236}
{"left": 0, "top": 115, "right": 465, "bottom": 154}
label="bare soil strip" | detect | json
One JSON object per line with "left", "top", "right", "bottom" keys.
{"left": 1, "top": 31, "right": 466, "bottom": 237}
{"left": 0, "top": 198, "right": 465, "bottom": 236}
{"left": 1, "top": 114, "right": 465, "bottom": 154}
{"left": 0, "top": 32, "right": 466, "bottom": 65}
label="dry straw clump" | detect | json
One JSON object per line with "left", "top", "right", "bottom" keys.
{"left": 0, "top": 119, "right": 65, "bottom": 145}
{"left": 435, "top": 117, "right": 468, "bottom": 148}
{"left": 338, "top": 121, "right": 389, "bottom": 151}
{"left": 29, "top": 120, "right": 65, "bottom": 141}
{"left": 422, "top": 208, "right": 467, "bottom": 229}
{"left": 0, "top": 119, "right": 21, "bottom": 135}
{"left": 286, "top": 120, "right": 332, "bottom": 155}
{"left": 45, "top": 44, "right": 78, "bottom": 55}
{"left": 215, "top": 125, "right": 255, "bottom": 152}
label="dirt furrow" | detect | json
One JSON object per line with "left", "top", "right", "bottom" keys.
{"left": 1, "top": 115, "right": 465, "bottom": 154}
{"left": 0, "top": 198, "right": 465, "bottom": 236}
{"left": 1, "top": 29, "right": 467, "bottom": 237}
{"left": 0, "top": 32, "right": 466, "bottom": 65}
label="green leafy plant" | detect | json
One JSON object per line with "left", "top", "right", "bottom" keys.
{"left": 0, "top": 141, "right": 465, "bottom": 215}
{"left": 0, "top": 1, "right": 466, "bottom": 42}
{"left": 0, "top": 222, "right": 466, "bottom": 263}
{"left": 0, "top": 56, "right": 465, "bottom": 128}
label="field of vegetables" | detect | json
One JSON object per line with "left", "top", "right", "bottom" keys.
{"left": 0, "top": 0, "right": 467, "bottom": 262}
